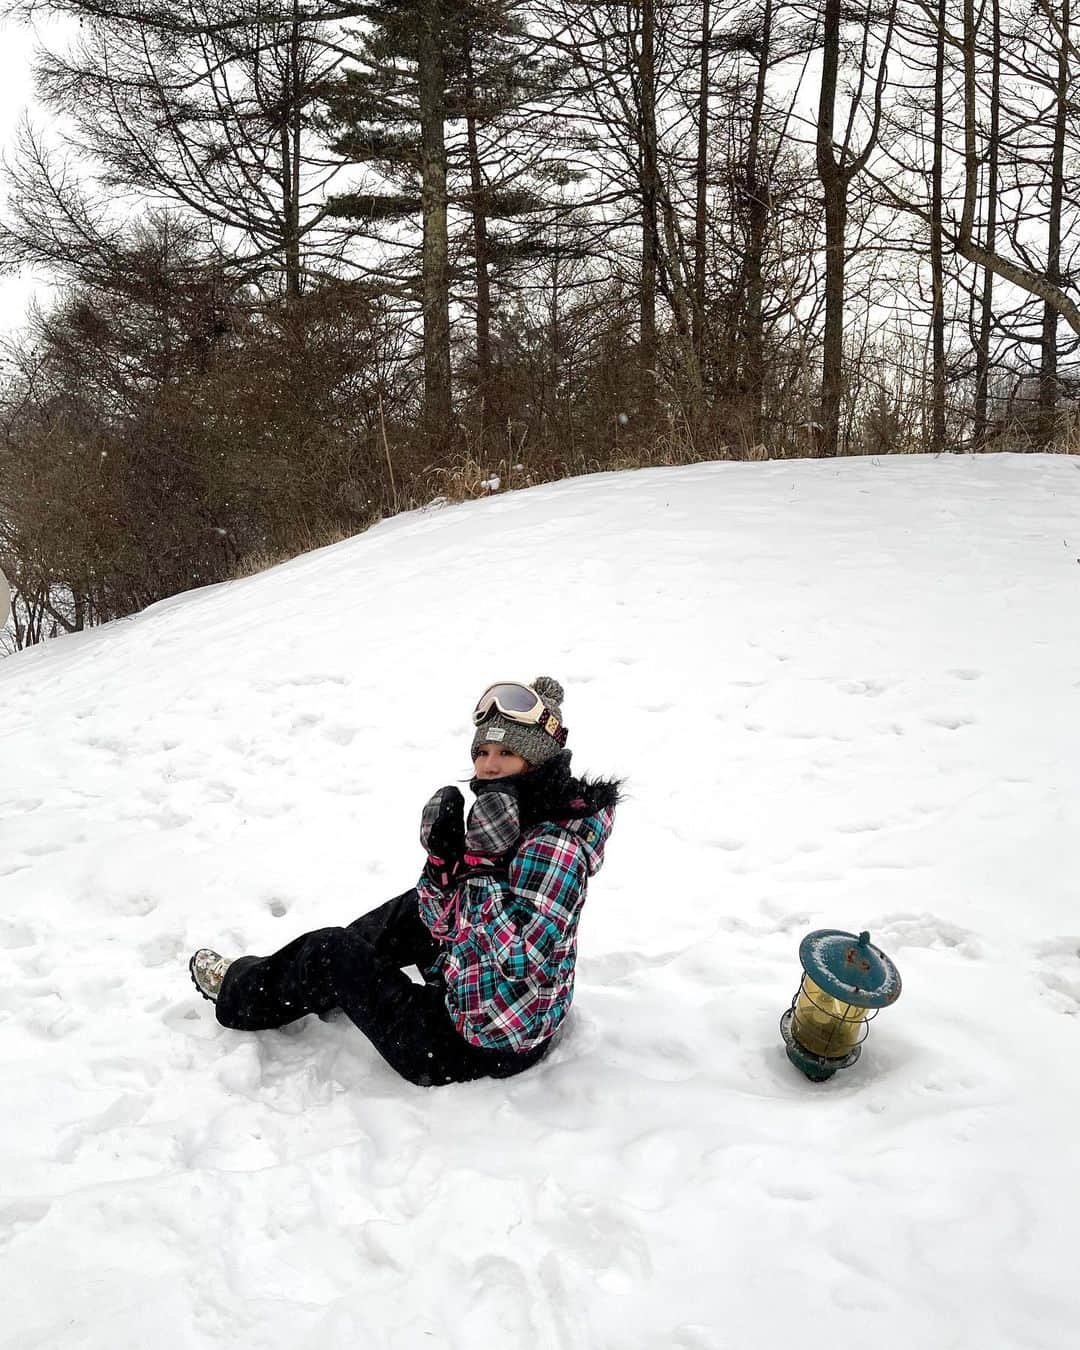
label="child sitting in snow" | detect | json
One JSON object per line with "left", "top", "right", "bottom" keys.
{"left": 189, "top": 677, "right": 620, "bottom": 1087}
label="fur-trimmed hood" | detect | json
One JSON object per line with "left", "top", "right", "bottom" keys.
{"left": 471, "top": 750, "right": 621, "bottom": 826}
{"left": 470, "top": 751, "right": 621, "bottom": 876}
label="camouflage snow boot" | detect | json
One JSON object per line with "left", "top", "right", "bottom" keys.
{"left": 189, "top": 949, "right": 233, "bottom": 1003}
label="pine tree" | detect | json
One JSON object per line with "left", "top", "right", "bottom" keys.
{"left": 320, "top": 0, "right": 568, "bottom": 451}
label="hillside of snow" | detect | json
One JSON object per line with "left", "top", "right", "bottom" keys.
{"left": 2, "top": 453, "right": 1079, "bottom": 1350}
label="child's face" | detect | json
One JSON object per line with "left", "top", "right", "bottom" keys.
{"left": 473, "top": 741, "right": 531, "bottom": 780}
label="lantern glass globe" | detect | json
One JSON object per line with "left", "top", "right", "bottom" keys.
{"left": 792, "top": 976, "right": 870, "bottom": 1058}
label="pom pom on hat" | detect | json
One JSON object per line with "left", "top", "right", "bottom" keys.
{"left": 531, "top": 675, "right": 564, "bottom": 705}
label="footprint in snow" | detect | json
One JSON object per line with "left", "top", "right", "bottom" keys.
{"left": 289, "top": 712, "right": 323, "bottom": 732}
{"left": 19, "top": 992, "right": 83, "bottom": 1039}
{"left": 23, "top": 840, "right": 71, "bottom": 858}
{"left": 273, "top": 672, "right": 348, "bottom": 689}
{"left": 82, "top": 734, "right": 129, "bottom": 755}
{"left": 118, "top": 893, "right": 159, "bottom": 918}
{"left": 138, "top": 933, "right": 185, "bottom": 968}
{"left": 147, "top": 807, "right": 192, "bottom": 831}
{"left": 4, "top": 796, "right": 44, "bottom": 812}
{"left": 464, "top": 1256, "right": 542, "bottom": 1344}
{"left": 878, "top": 912, "right": 980, "bottom": 957}
{"left": 323, "top": 724, "right": 359, "bottom": 746}
{"left": 756, "top": 898, "right": 814, "bottom": 934}
{"left": 55, "top": 1090, "right": 154, "bottom": 1163}
{"left": 839, "top": 678, "right": 891, "bottom": 697}
{"left": 88, "top": 1055, "right": 163, "bottom": 1090}
{"left": 14, "top": 949, "right": 50, "bottom": 978}
{"left": 764, "top": 1177, "right": 822, "bottom": 1204}
{"left": 705, "top": 834, "right": 744, "bottom": 852}
{"left": 162, "top": 1003, "right": 204, "bottom": 1033}
{"left": 673, "top": 1326, "right": 725, "bottom": 1350}
{"left": 606, "top": 1032, "right": 699, "bottom": 1083}
{"left": 0, "top": 1199, "right": 52, "bottom": 1253}
{"left": 1032, "top": 938, "right": 1080, "bottom": 1013}
{"left": 538, "top": 1190, "right": 652, "bottom": 1285}
{"left": 582, "top": 948, "right": 686, "bottom": 985}
{"left": 0, "top": 920, "right": 37, "bottom": 950}
{"left": 925, "top": 711, "right": 976, "bottom": 730}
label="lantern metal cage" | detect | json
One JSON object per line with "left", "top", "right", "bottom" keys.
{"left": 780, "top": 929, "right": 901, "bottom": 1082}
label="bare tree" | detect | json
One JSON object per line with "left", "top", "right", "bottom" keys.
{"left": 815, "top": 0, "right": 899, "bottom": 457}
{"left": 1, "top": 0, "right": 349, "bottom": 298}
{"left": 956, "top": 0, "right": 1080, "bottom": 336}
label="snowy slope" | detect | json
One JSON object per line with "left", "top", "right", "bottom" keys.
{"left": 2, "top": 454, "right": 1078, "bottom": 1350}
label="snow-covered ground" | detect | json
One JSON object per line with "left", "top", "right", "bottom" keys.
{"left": 2, "top": 454, "right": 1078, "bottom": 1350}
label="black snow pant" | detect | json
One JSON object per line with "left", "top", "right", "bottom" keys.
{"left": 214, "top": 887, "right": 551, "bottom": 1087}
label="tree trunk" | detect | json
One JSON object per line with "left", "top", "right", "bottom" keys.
{"left": 463, "top": 42, "right": 492, "bottom": 422}
{"left": 816, "top": 0, "right": 845, "bottom": 458}
{"left": 659, "top": 187, "right": 704, "bottom": 406}
{"left": 743, "top": 0, "right": 772, "bottom": 449}
{"left": 929, "top": 0, "right": 946, "bottom": 452}
{"left": 973, "top": 0, "right": 1000, "bottom": 450}
{"left": 1039, "top": 0, "right": 1069, "bottom": 448}
{"left": 280, "top": 0, "right": 303, "bottom": 301}
{"left": 417, "top": 0, "right": 453, "bottom": 449}
{"left": 638, "top": 0, "right": 659, "bottom": 406}
{"left": 550, "top": 234, "right": 563, "bottom": 437}
{"left": 819, "top": 186, "right": 846, "bottom": 458}
{"left": 692, "top": 0, "right": 710, "bottom": 362}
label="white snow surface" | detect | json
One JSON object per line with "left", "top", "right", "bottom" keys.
{"left": 2, "top": 454, "right": 1079, "bottom": 1350}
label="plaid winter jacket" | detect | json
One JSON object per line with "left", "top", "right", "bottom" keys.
{"left": 416, "top": 759, "right": 618, "bottom": 1054}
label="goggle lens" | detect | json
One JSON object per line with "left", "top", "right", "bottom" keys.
{"left": 480, "top": 683, "right": 541, "bottom": 715}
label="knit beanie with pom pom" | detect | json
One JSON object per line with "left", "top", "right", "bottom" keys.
{"left": 470, "top": 676, "right": 567, "bottom": 767}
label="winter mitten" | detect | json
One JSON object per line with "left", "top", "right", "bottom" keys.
{"left": 421, "top": 785, "right": 466, "bottom": 857}
{"left": 421, "top": 786, "right": 466, "bottom": 888}
{"left": 465, "top": 782, "right": 522, "bottom": 865}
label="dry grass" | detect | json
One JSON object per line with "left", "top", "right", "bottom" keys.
{"left": 228, "top": 524, "right": 358, "bottom": 581}
{"left": 1057, "top": 417, "right": 1080, "bottom": 454}
{"left": 223, "top": 410, "right": 1080, "bottom": 591}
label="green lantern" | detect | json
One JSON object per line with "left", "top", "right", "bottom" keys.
{"left": 780, "top": 930, "right": 901, "bottom": 1082}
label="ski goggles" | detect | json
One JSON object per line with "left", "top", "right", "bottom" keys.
{"left": 472, "top": 682, "right": 568, "bottom": 744}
